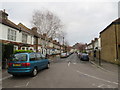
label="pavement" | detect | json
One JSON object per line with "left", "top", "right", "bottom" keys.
{"left": 0, "top": 53, "right": 119, "bottom": 88}
{"left": 89, "top": 57, "right": 118, "bottom": 73}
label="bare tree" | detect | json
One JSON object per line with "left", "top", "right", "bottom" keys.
{"left": 31, "top": 9, "right": 64, "bottom": 39}
{"left": 78, "top": 43, "right": 86, "bottom": 52}
{"left": 57, "top": 31, "right": 67, "bottom": 45}
{"left": 73, "top": 43, "right": 86, "bottom": 52}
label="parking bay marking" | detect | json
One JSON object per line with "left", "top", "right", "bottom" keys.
{"left": 73, "top": 63, "right": 76, "bottom": 64}
{"left": 68, "top": 62, "right": 70, "bottom": 67}
{"left": 76, "top": 70, "right": 118, "bottom": 85}
{"left": 26, "top": 81, "right": 29, "bottom": 86}
{"left": 14, "top": 85, "right": 25, "bottom": 88}
{"left": 0, "top": 75, "right": 12, "bottom": 81}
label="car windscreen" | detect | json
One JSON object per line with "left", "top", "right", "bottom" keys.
{"left": 10, "top": 54, "right": 27, "bottom": 61}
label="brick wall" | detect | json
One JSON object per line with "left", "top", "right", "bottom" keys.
{"left": 100, "top": 24, "right": 120, "bottom": 64}
{"left": 117, "top": 24, "right": 120, "bottom": 64}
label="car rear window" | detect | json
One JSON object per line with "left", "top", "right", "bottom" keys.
{"left": 10, "top": 54, "right": 27, "bottom": 61}
{"left": 61, "top": 53, "right": 66, "bottom": 55}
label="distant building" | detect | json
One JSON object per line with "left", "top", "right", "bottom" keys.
{"left": 100, "top": 18, "right": 120, "bottom": 64}
{"left": 73, "top": 43, "right": 86, "bottom": 52}
{"left": 86, "top": 38, "right": 101, "bottom": 59}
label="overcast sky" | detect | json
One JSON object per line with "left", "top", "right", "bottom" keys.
{"left": 1, "top": 0, "right": 119, "bottom": 46}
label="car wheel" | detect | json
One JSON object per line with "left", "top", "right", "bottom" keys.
{"left": 31, "top": 67, "right": 38, "bottom": 77}
{"left": 46, "top": 63, "right": 50, "bottom": 69}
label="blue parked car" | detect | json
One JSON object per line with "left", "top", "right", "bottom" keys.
{"left": 8, "top": 52, "right": 50, "bottom": 77}
{"left": 80, "top": 53, "right": 89, "bottom": 61}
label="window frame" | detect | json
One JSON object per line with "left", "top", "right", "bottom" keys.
{"left": 29, "top": 53, "right": 37, "bottom": 61}
{"left": 22, "top": 33, "right": 28, "bottom": 43}
{"left": 7, "top": 28, "right": 17, "bottom": 41}
{"left": 36, "top": 53, "right": 42, "bottom": 60}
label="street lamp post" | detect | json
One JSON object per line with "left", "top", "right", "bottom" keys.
{"left": 63, "top": 37, "right": 64, "bottom": 52}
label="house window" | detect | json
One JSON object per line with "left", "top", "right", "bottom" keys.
{"left": 22, "top": 33, "right": 27, "bottom": 43}
{"left": 21, "top": 47, "right": 25, "bottom": 50}
{"left": 8, "top": 28, "right": 16, "bottom": 41}
{"left": 26, "top": 47, "right": 29, "bottom": 50}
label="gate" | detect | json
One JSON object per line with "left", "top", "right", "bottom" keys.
{"left": 2, "top": 43, "right": 14, "bottom": 69}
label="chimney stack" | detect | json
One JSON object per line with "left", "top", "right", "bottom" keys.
{"left": 31, "top": 27, "right": 37, "bottom": 33}
{"left": 43, "top": 33, "right": 47, "bottom": 36}
{"left": 3, "top": 9, "right": 5, "bottom": 12}
{"left": 0, "top": 9, "right": 8, "bottom": 19}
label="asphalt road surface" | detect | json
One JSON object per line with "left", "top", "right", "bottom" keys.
{"left": 2, "top": 53, "right": 118, "bottom": 88}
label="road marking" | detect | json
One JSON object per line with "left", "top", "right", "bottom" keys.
{"left": 68, "top": 62, "right": 70, "bottom": 67}
{"left": 26, "top": 81, "right": 29, "bottom": 86}
{"left": 73, "top": 63, "right": 76, "bottom": 64}
{"left": 0, "top": 75, "right": 12, "bottom": 81}
{"left": 98, "top": 84, "right": 104, "bottom": 88}
{"left": 76, "top": 70, "right": 118, "bottom": 85}
{"left": 14, "top": 85, "right": 25, "bottom": 88}
{"left": 97, "top": 84, "right": 115, "bottom": 88}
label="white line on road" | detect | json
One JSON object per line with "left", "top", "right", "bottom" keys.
{"left": 68, "top": 62, "right": 70, "bottom": 67}
{"left": 76, "top": 70, "right": 118, "bottom": 85}
{"left": 73, "top": 63, "right": 76, "bottom": 64}
{"left": 0, "top": 75, "right": 12, "bottom": 81}
{"left": 26, "top": 81, "right": 29, "bottom": 86}
{"left": 98, "top": 84, "right": 104, "bottom": 88}
{"left": 14, "top": 85, "right": 25, "bottom": 88}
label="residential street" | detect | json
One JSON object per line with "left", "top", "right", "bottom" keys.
{"left": 2, "top": 53, "right": 118, "bottom": 88}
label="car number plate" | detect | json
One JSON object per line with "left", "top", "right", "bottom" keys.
{"left": 13, "top": 64, "right": 21, "bottom": 66}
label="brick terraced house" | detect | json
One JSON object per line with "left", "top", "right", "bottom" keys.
{"left": 100, "top": 18, "right": 120, "bottom": 64}
{"left": 0, "top": 10, "right": 67, "bottom": 68}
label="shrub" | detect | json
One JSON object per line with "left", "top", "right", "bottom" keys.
{"left": 82, "top": 50, "right": 87, "bottom": 53}
{"left": 14, "top": 50, "right": 33, "bottom": 54}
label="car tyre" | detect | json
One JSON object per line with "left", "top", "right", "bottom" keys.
{"left": 31, "top": 67, "right": 38, "bottom": 77}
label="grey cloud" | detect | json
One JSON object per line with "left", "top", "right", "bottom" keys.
{"left": 1, "top": 1, "right": 118, "bottom": 45}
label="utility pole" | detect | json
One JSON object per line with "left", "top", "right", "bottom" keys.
{"left": 63, "top": 37, "right": 64, "bottom": 52}
{"left": 98, "top": 49, "right": 101, "bottom": 66}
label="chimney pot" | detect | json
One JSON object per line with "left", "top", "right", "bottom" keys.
{"left": 31, "top": 27, "right": 37, "bottom": 32}
{"left": 3, "top": 9, "right": 5, "bottom": 12}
